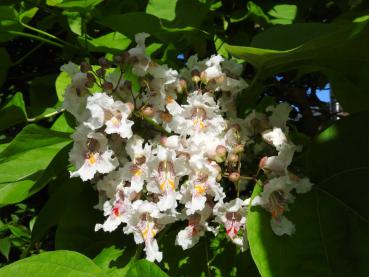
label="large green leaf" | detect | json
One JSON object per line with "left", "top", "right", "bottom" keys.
{"left": 126, "top": 259, "right": 169, "bottom": 277}
{"left": 226, "top": 20, "right": 369, "bottom": 114}
{"left": 0, "top": 92, "right": 27, "bottom": 131}
{"left": 80, "top": 32, "right": 132, "bottom": 53}
{"left": 146, "top": 0, "right": 178, "bottom": 21}
{"left": 0, "top": 250, "right": 106, "bottom": 276}
{"left": 247, "top": 113, "right": 369, "bottom": 277}
{"left": 0, "top": 124, "right": 71, "bottom": 206}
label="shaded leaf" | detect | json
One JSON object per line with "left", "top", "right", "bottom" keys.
{"left": 0, "top": 92, "right": 27, "bottom": 131}
{"left": 93, "top": 246, "right": 124, "bottom": 269}
{"left": 0, "top": 124, "right": 71, "bottom": 206}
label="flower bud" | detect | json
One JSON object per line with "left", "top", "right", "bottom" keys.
{"left": 96, "top": 68, "right": 105, "bottom": 78}
{"left": 85, "top": 73, "right": 96, "bottom": 88}
{"left": 228, "top": 153, "right": 239, "bottom": 163}
{"left": 103, "top": 81, "right": 113, "bottom": 91}
{"left": 80, "top": 61, "right": 91, "bottom": 73}
{"left": 216, "top": 145, "right": 227, "bottom": 158}
{"left": 160, "top": 136, "right": 168, "bottom": 146}
{"left": 142, "top": 106, "right": 155, "bottom": 117}
{"left": 200, "top": 71, "right": 208, "bottom": 83}
{"left": 191, "top": 69, "right": 200, "bottom": 84}
{"left": 160, "top": 111, "right": 173, "bottom": 123}
{"left": 98, "top": 57, "right": 112, "bottom": 69}
{"left": 228, "top": 172, "right": 240, "bottom": 183}
{"left": 177, "top": 78, "right": 187, "bottom": 94}
{"left": 233, "top": 144, "right": 245, "bottom": 154}
{"left": 126, "top": 102, "right": 135, "bottom": 114}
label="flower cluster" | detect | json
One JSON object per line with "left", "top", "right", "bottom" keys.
{"left": 63, "top": 33, "right": 313, "bottom": 262}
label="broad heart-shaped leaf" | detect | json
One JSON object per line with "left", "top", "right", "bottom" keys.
{"left": 0, "top": 124, "right": 71, "bottom": 206}
{"left": 126, "top": 259, "right": 169, "bottom": 277}
{"left": 79, "top": 32, "right": 132, "bottom": 53}
{"left": 247, "top": 112, "right": 369, "bottom": 277}
{"left": 0, "top": 92, "right": 27, "bottom": 131}
{"left": 226, "top": 20, "right": 369, "bottom": 114}
{"left": 0, "top": 250, "right": 106, "bottom": 277}
{"left": 146, "top": 0, "right": 178, "bottom": 21}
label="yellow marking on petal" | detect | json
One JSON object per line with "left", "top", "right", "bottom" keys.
{"left": 142, "top": 223, "right": 157, "bottom": 239}
{"left": 166, "top": 96, "right": 174, "bottom": 104}
{"left": 88, "top": 154, "right": 97, "bottom": 165}
{"left": 111, "top": 117, "right": 120, "bottom": 127}
{"left": 194, "top": 184, "right": 206, "bottom": 195}
{"left": 160, "top": 179, "right": 175, "bottom": 191}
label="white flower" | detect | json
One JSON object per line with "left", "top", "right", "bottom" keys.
{"left": 147, "top": 145, "right": 188, "bottom": 212}
{"left": 176, "top": 211, "right": 211, "bottom": 250}
{"left": 167, "top": 91, "right": 226, "bottom": 137}
{"left": 180, "top": 160, "right": 224, "bottom": 215}
{"left": 95, "top": 194, "right": 131, "bottom": 232}
{"left": 266, "top": 103, "right": 292, "bottom": 131}
{"left": 121, "top": 135, "right": 152, "bottom": 192}
{"left": 262, "top": 128, "right": 287, "bottom": 151}
{"left": 85, "top": 92, "right": 134, "bottom": 138}
{"left": 128, "top": 33, "right": 150, "bottom": 76}
{"left": 270, "top": 215, "right": 295, "bottom": 236}
{"left": 69, "top": 125, "right": 118, "bottom": 181}
{"left": 62, "top": 70, "right": 90, "bottom": 122}
{"left": 214, "top": 198, "right": 248, "bottom": 250}
{"left": 124, "top": 200, "right": 174, "bottom": 262}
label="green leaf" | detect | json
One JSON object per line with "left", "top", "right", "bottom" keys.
{"left": 0, "top": 250, "right": 106, "bottom": 276}
{"left": 247, "top": 112, "right": 369, "bottom": 277}
{"left": 146, "top": 0, "right": 177, "bottom": 21}
{"left": 51, "top": 113, "right": 75, "bottom": 133}
{"left": 0, "top": 6, "right": 38, "bottom": 43}
{"left": 63, "top": 11, "right": 82, "bottom": 35}
{"left": 81, "top": 32, "right": 132, "bottom": 53}
{"left": 47, "top": 0, "right": 103, "bottom": 10}
{"left": 0, "top": 237, "right": 11, "bottom": 260}
{"left": 55, "top": 71, "right": 70, "bottom": 101}
{"left": 227, "top": 21, "right": 369, "bottom": 114}
{"left": 0, "top": 48, "right": 10, "bottom": 87}
{"left": 0, "top": 124, "right": 71, "bottom": 206}
{"left": 31, "top": 179, "right": 86, "bottom": 243}
{"left": 268, "top": 5, "right": 297, "bottom": 25}
{"left": 93, "top": 246, "right": 124, "bottom": 269}
{"left": 127, "top": 259, "right": 169, "bottom": 277}
{"left": 0, "top": 92, "right": 27, "bottom": 131}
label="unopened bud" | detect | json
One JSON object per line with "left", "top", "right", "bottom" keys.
{"left": 177, "top": 79, "right": 187, "bottom": 94}
{"left": 103, "top": 81, "right": 113, "bottom": 91}
{"left": 126, "top": 102, "right": 135, "bottom": 113}
{"left": 191, "top": 69, "right": 200, "bottom": 84}
{"left": 160, "top": 136, "right": 168, "bottom": 146}
{"left": 85, "top": 73, "right": 96, "bottom": 88}
{"left": 80, "top": 61, "right": 91, "bottom": 73}
{"left": 228, "top": 153, "right": 239, "bottom": 163}
{"left": 113, "top": 54, "right": 123, "bottom": 64}
{"left": 200, "top": 71, "right": 208, "bottom": 83}
{"left": 233, "top": 144, "right": 244, "bottom": 154}
{"left": 96, "top": 68, "right": 105, "bottom": 78}
{"left": 98, "top": 57, "right": 112, "bottom": 69}
{"left": 216, "top": 145, "right": 227, "bottom": 158}
{"left": 142, "top": 106, "right": 155, "bottom": 117}
{"left": 230, "top": 123, "right": 241, "bottom": 132}
{"left": 160, "top": 112, "right": 173, "bottom": 123}
{"left": 228, "top": 172, "right": 240, "bottom": 183}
